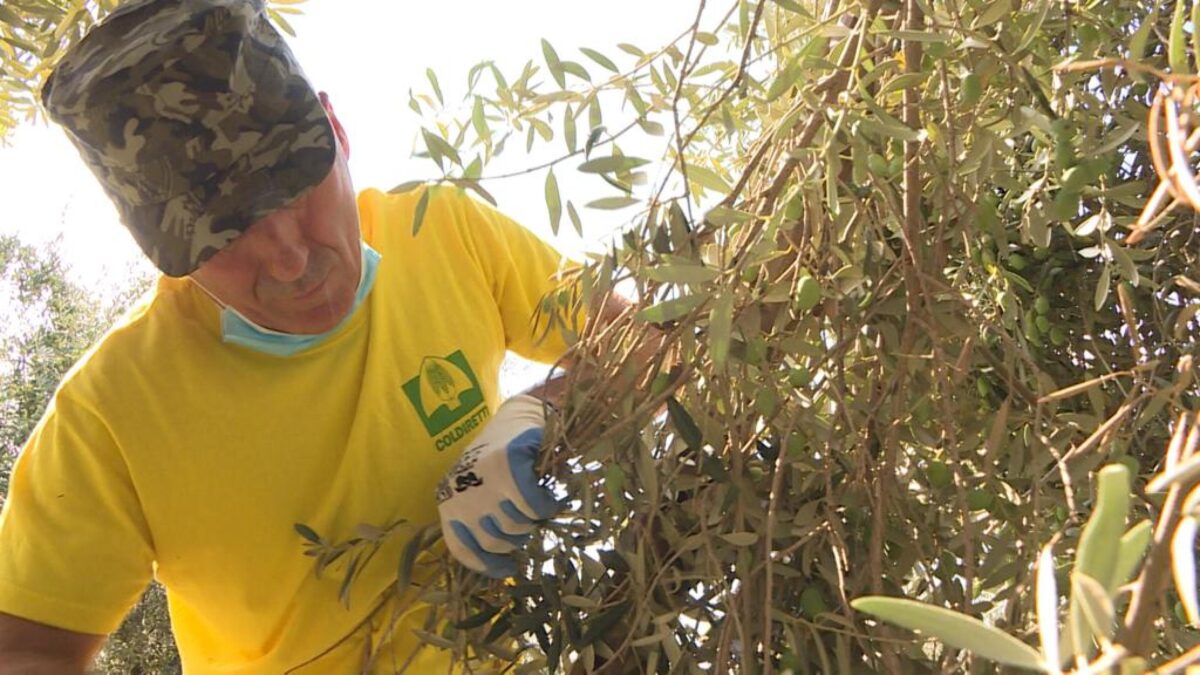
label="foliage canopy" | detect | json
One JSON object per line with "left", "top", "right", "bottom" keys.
{"left": 357, "top": 0, "right": 1200, "bottom": 672}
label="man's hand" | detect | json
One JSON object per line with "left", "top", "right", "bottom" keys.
{"left": 436, "top": 394, "right": 561, "bottom": 578}
{"left": 0, "top": 612, "right": 104, "bottom": 674}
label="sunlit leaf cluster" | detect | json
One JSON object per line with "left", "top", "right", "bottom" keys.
{"left": 0, "top": 0, "right": 109, "bottom": 138}
{"left": 0, "top": 0, "right": 306, "bottom": 141}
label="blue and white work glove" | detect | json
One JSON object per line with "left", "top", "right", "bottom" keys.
{"left": 436, "top": 394, "right": 561, "bottom": 578}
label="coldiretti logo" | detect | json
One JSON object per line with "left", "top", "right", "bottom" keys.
{"left": 402, "top": 350, "right": 490, "bottom": 450}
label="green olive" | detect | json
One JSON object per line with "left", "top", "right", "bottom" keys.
{"left": 788, "top": 366, "right": 812, "bottom": 388}
{"left": 1051, "top": 189, "right": 1080, "bottom": 221}
{"left": 794, "top": 275, "right": 822, "bottom": 312}
{"left": 784, "top": 195, "right": 804, "bottom": 220}
{"left": 1050, "top": 326, "right": 1068, "bottom": 346}
{"left": 1055, "top": 137, "right": 1076, "bottom": 169}
{"left": 1035, "top": 315, "right": 1051, "bottom": 333}
{"left": 976, "top": 377, "right": 991, "bottom": 398}
{"left": 913, "top": 399, "right": 932, "bottom": 424}
{"left": 746, "top": 338, "right": 767, "bottom": 365}
{"left": 960, "top": 73, "right": 983, "bottom": 105}
{"left": 800, "top": 587, "right": 829, "bottom": 618}
{"left": 1085, "top": 157, "right": 1111, "bottom": 180}
{"left": 967, "top": 488, "right": 994, "bottom": 510}
{"left": 926, "top": 461, "right": 953, "bottom": 489}
{"left": 867, "top": 153, "right": 890, "bottom": 175}
{"left": 1024, "top": 309, "right": 1040, "bottom": 336}
{"left": 976, "top": 200, "right": 1000, "bottom": 232}
{"left": 1078, "top": 24, "right": 1099, "bottom": 48}
{"left": 786, "top": 431, "right": 807, "bottom": 458}
{"left": 650, "top": 373, "right": 671, "bottom": 397}
{"left": 1035, "top": 296, "right": 1050, "bottom": 314}
{"left": 1062, "top": 165, "right": 1087, "bottom": 192}
{"left": 755, "top": 392, "right": 777, "bottom": 418}
{"left": 1007, "top": 253, "right": 1028, "bottom": 271}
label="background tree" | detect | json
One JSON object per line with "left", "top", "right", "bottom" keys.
{"left": 0, "top": 235, "right": 99, "bottom": 493}
{"left": 0, "top": 234, "right": 173, "bottom": 673}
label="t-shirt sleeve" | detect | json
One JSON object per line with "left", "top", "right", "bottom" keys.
{"left": 446, "top": 189, "right": 583, "bottom": 364}
{"left": 0, "top": 390, "right": 154, "bottom": 635}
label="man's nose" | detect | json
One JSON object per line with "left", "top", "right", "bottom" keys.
{"left": 254, "top": 214, "right": 310, "bottom": 283}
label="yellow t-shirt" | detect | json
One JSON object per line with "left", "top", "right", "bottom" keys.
{"left": 0, "top": 186, "right": 574, "bottom": 672}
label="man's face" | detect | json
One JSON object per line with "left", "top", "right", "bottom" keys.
{"left": 190, "top": 94, "right": 362, "bottom": 335}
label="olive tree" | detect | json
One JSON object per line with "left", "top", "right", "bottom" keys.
{"left": 312, "top": 0, "right": 1200, "bottom": 672}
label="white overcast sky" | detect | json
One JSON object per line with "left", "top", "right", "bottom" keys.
{"left": 0, "top": 1, "right": 704, "bottom": 288}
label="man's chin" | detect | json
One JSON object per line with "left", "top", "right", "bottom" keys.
{"left": 294, "top": 295, "right": 358, "bottom": 335}
{"left": 284, "top": 308, "right": 350, "bottom": 335}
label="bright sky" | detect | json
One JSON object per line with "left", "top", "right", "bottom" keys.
{"left": 0, "top": 1, "right": 701, "bottom": 289}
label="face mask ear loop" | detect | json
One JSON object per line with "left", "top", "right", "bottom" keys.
{"left": 355, "top": 241, "right": 369, "bottom": 294}
{"left": 188, "top": 277, "right": 229, "bottom": 310}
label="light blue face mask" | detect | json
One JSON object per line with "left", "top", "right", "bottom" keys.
{"left": 199, "top": 242, "right": 381, "bottom": 357}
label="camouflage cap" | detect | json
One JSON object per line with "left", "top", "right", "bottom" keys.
{"left": 41, "top": 0, "right": 336, "bottom": 276}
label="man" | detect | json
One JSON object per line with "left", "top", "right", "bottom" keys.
{"left": 0, "top": 0, "right": 581, "bottom": 671}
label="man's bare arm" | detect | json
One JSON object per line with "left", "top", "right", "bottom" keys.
{"left": 526, "top": 291, "right": 669, "bottom": 408}
{"left": 0, "top": 612, "right": 105, "bottom": 674}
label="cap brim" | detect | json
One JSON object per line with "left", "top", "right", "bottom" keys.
{"left": 120, "top": 115, "right": 337, "bottom": 277}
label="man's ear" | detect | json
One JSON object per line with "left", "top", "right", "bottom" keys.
{"left": 318, "top": 91, "right": 350, "bottom": 161}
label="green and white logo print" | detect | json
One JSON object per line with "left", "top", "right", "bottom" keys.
{"left": 402, "top": 350, "right": 490, "bottom": 451}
